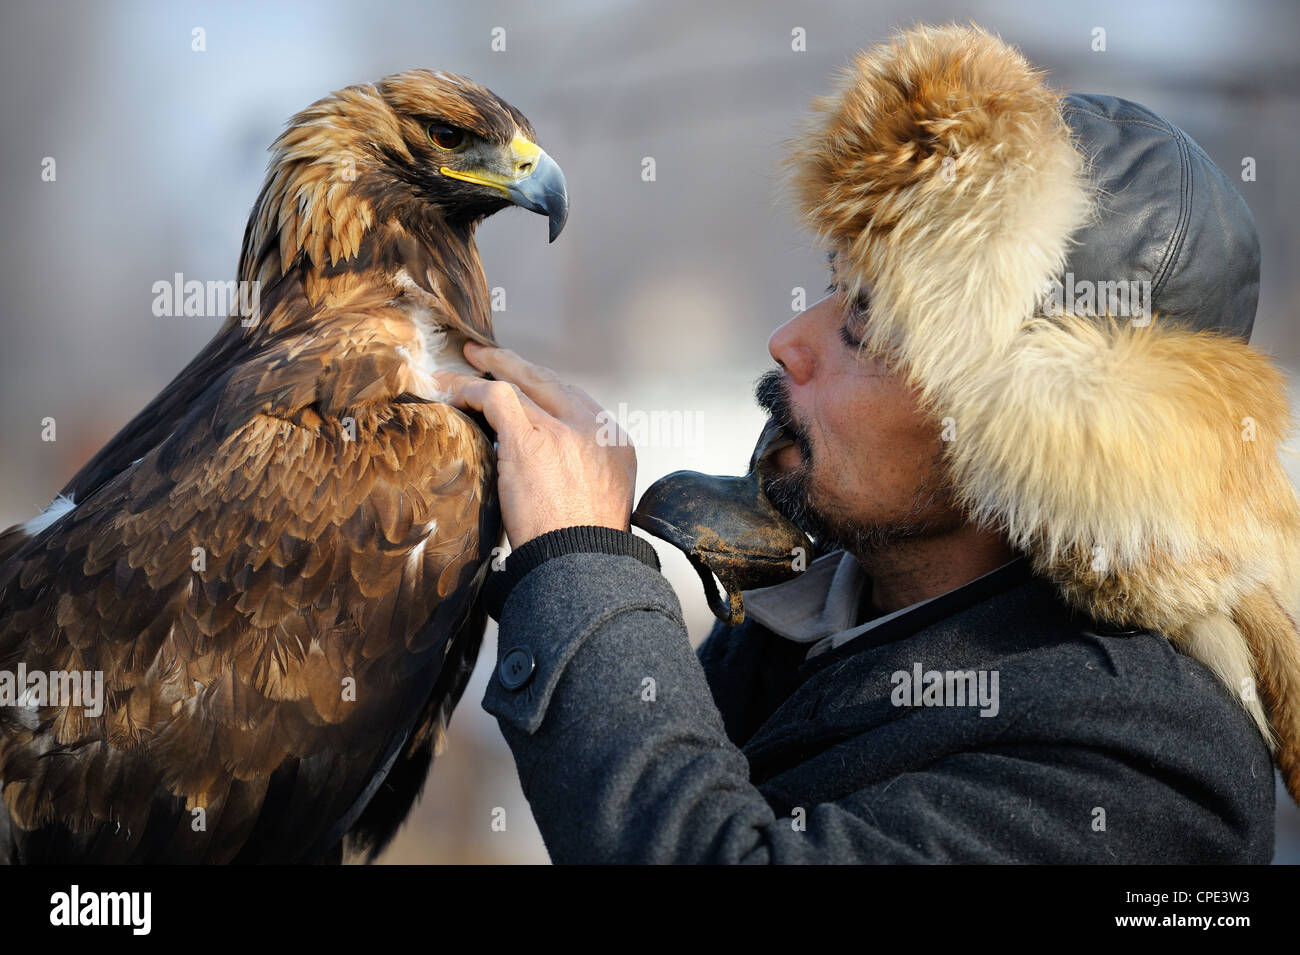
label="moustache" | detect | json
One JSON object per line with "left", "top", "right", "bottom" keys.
{"left": 754, "top": 369, "right": 814, "bottom": 465}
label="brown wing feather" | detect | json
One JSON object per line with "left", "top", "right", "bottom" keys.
{"left": 0, "top": 324, "right": 496, "bottom": 863}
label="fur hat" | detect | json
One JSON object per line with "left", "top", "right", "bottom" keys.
{"left": 785, "top": 23, "right": 1300, "bottom": 803}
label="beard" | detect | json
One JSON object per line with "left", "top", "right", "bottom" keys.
{"left": 753, "top": 369, "right": 956, "bottom": 558}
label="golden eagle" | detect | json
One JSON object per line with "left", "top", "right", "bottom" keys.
{"left": 0, "top": 69, "right": 567, "bottom": 863}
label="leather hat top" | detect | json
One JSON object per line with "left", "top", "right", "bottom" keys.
{"left": 1060, "top": 93, "right": 1260, "bottom": 341}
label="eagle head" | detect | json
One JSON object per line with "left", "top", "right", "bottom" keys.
{"left": 240, "top": 69, "right": 568, "bottom": 299}
{"left": 372, "top": 69, "right": 569, "bottom": 241}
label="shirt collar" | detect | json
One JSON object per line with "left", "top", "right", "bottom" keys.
{"left": 741, "top": 550, "right": 865, "bottom": 644}
{"left": 742, "top": 550, "right": 1028, "bottom": 661}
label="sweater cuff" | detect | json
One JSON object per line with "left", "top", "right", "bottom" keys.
{"left": 483, "top": 525, "right": 661, "bottom": 620}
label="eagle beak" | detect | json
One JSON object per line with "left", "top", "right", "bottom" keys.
{"left": 441, "top": 135, "right": 569, "bottom": 242}
{"left": 503, "top": 140, "right": 569, "bottom": 243}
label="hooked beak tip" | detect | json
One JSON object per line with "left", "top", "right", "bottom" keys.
{"left": 505, "top": 149, "right": 569, "bottom": 242}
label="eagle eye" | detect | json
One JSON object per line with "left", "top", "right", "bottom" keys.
{"left": 427, "top": 123, "right": 467, "bottom": 151}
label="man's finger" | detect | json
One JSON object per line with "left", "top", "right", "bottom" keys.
{"left": 432, "top": 373, "right": 540, "bottom": 444}
{"left": 428, "top": 368, "right": 484, "bottom": 410}
{"left": 464, "top": 343, "right": 603, "bottom": 419}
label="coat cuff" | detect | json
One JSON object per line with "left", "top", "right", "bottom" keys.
{"left": 482, "top": 551, "right": 683, "bottom": 736}
{"left": 482, "top": 525, "right": 661, "bottom": 621}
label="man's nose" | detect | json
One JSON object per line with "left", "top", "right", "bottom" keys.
{"left": 768, "top": 312, "right": 814, "bottom": 386}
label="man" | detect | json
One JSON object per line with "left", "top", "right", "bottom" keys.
{"left": 432, "top": 24, "right": 1300, "bottom": 862}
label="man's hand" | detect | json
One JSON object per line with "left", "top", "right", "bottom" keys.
{"left": 430, "top": 341, "right": 636, "bottom": 549}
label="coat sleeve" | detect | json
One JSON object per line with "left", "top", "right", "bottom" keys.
{"left": 480, "top": 547, "right": 1271, "bottom": 863}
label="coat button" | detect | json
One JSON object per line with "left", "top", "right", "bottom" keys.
{"left": 499, "top": 647, "right": 535, "bottom": 689}
{"left": 1092, "top": 621, "right": 1145, "bottom": 636}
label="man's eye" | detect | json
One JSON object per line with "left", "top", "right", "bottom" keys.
{"left": 843, "top": 294, "right": 870, "bottom": 346}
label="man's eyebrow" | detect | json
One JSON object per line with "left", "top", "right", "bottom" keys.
{"left": 823, "top": 250, "right": 872, "bottom": 317}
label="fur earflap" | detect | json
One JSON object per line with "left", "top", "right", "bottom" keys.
{"left": 941, "top": 311, "right": 1300, "bottom": 780}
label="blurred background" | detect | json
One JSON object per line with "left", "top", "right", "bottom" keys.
{"left": 1, "top": 0, "right": 1297, "bottom": 863}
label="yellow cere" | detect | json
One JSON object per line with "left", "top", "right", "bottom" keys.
{"left": 509, "top": 134, "right": 540, "bottom": 163}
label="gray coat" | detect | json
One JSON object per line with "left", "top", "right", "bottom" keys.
{"left": 480, "top": 530, "right": 1275, "bottom": 863}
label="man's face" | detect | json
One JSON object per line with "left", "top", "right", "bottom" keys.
{"left": 755, "top": 286, "right": 962, "bottom": 556}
